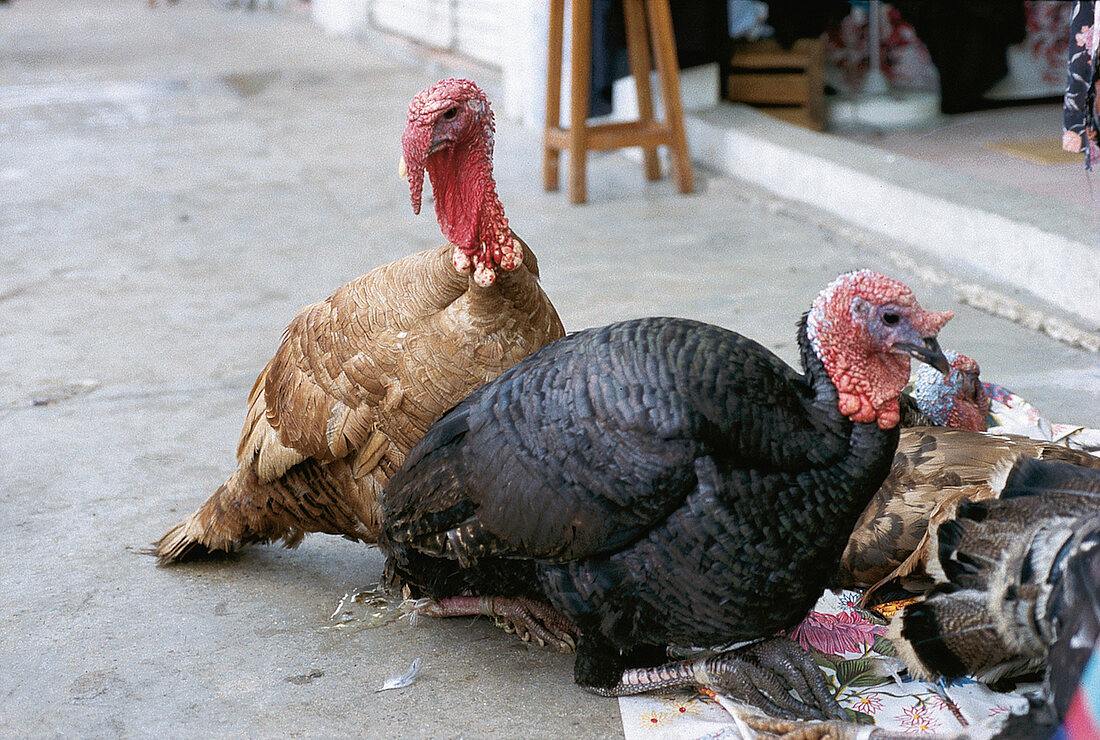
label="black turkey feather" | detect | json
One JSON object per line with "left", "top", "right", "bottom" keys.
{"left": 380, "top": 271, "right": 951, "bottom": 718}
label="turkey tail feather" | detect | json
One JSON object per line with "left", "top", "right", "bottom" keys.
{"left": 154, "top": 460, "right": 379, "bottom": 565}
{"left": 153, "top": 469, "right": 294, "bottom": 564}
{"left": 998, "top": 455, "right": 1100, "bottom": 499}
{"left": 890, "top": 458, "right": 1100, "bottom": 688}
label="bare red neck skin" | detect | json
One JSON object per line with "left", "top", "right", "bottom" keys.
{"left": 426, "top": 143, "right": 518, "bottom": 287}
{"left": 947, "top": 402, "right": 988, "bottom": 432}
{"left": 818, "top": 339, "right": 912, "bottom": 430}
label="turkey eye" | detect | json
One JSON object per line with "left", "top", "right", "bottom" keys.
{"left": 442, "top": 107, "right": 458, "bottom": 120}
{"left": 882, "top": 312, "right": 900, "bottom": 326}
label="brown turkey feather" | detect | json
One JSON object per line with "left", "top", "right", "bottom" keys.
{"left": 838, "top": 427, "right": 1100, "bottom": 593}
{"left": 888, "top": 457, "right": 1100, "bottom": 693}
{"left": 156, "top": 237, "right": 563, "bottom": 563}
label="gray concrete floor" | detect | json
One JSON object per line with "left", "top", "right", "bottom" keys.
{"left": 2, "top": 2, "right": 1098, "bottom": 738}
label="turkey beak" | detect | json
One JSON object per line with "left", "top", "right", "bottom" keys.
{"left": 428, "top": 132, "right": 453, "bottom": 156}
{"left": 398, "top": 155, "right": 407, "bottom": 180}
{"left": 896, "top": 337, "right": 950, "bottom": 376}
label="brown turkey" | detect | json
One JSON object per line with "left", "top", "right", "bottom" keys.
{"left": 155, "top": 78, "right": 564, "bottom": 564}
{"left": 888, "top": 456, "right": 1100, "bottom": 737}
{"left": 838, "top": 427, "right": 1100, "bottom": 593}
{"left": 380, "top": 270, "right": 951, "bottom": 719}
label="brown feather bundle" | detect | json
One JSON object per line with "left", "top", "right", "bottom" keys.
{"left": 838, "top": 427, "right": 1100, "bottom": 595}
{"left": 887, "top": 456, "right": 1100, "bottom": 691}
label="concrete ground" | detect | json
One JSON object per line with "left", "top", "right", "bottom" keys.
{"left": 2, "top": 1, "right": 1098, "bottom": 738}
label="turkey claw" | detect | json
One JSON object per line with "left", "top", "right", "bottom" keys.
{"left": 739, "top": 716, "right": 884, "bottom": 738}
{"left": 483, "top": 596, "right": 578, "bottom": 652}
{"left": 587, "top": 637, "right": 844, "bottom": 721}
{"left": 493, "top": 617, "right": 517, "bottom": 635}
{"left": 494, "top": 616, "right": 549, "bottom": 648}
{"left": 402, "top": 594, "right": 578, "bottom": 652}
{"left": 711, "top": 637, "right": 846, "bottom": 721}
{"left": 398, "top": 596, "right": 437, "bottom": 627}
{"left": 742, "top": 715, "right": 878, "bottom": 740}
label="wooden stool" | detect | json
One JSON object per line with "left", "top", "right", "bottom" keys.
{"left": 543, "top": 0, "right": 694, "bottom": 204}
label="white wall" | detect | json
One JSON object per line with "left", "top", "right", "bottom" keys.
{"left": 311, "top": 0, "right": 370, "bottom": 36}
{"left": 311, "top": 0, "right": 554, "bottom": 129}
{"left": 371, "top": 0, "right": 452, "bottom": 48}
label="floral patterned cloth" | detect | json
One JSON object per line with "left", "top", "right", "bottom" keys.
{"left": 825, "top": 1, "right": 1065, "bottom": 98}
{"left": 825, "top": 3, "right": 938, "bottom": 93}
{"left": 1063, "top": 1, "right": 1100, "bottom": 168}
{"left": 618, "top": 589, "right": 1030, "bottom": 740}
{"left": 1026, "top": 1, "right": 1076, "bottom": 89}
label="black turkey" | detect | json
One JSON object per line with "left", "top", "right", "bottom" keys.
{"left": 380, "top": 270, "right": 952, "bottom": 719}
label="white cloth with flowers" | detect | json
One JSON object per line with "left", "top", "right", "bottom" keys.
{"left": 618, "top": 589, "right": 1030, "bottom": 739}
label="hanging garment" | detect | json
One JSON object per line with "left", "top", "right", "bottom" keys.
{"left": 891, "top": 0, "right": 1027, "bottom": 114}
{"left": 1063, "top": 1, "right": 1100, "bottom": 169}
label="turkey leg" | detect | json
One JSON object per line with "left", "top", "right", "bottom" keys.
{"left": 583, "top": 637, "right": 846, "bottom": 721}
{"left": 411, "top": 595, "right": 578, "bottom": 651}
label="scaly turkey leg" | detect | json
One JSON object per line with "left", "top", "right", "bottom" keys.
{"left": 411, "top": 595, "right": 578, "bottom": 651}
{"left": 742, "top": 716, "right": 899, "bottom": 739}
{"left": 584, "top": 637, "right": 846, "bottom": 721}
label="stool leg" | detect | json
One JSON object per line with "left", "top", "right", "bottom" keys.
{"left": 623, "top": 0, "right": 660, "bottom": 181}
{"left": 568, "top": 0, "right": 592, "bottom": 204}
{"left": 645, "top": 0, "right": 693, "bottom": 194}
{"left": 543, "top": 0, "right": 565, "bottom": 192}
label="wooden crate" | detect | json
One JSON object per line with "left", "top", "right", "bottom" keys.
{"left": 727, "top": 38, "right": 825, "bottom": 131}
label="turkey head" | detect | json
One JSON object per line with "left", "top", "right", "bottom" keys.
{"left": 909, "top": 349, "right": 990, "bottom": 431}
{"left": 807, "top": 270, "right": 953, "bottom": 430}
{"left": 401, "top": 78, "right": 518, "bottom": 287}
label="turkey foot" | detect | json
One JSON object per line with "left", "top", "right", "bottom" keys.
{"left": 412, "top": 595, "right": 578, "bottom": 651}
{"left": 585, "top": 637, "right": 845, "bottom": 721}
